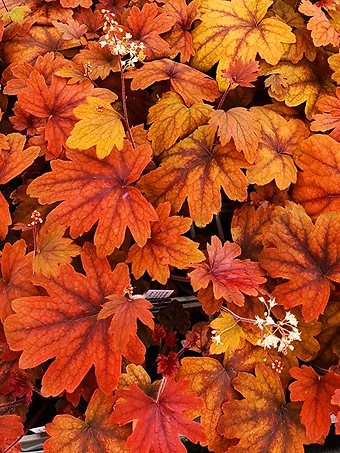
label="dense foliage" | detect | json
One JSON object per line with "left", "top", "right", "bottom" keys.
{"left": 0, "top": 0, "right": 340, "bottom": 452}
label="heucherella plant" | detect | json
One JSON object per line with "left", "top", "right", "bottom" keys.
{"left": 0, "top": 0, "right": 340, "bottom": 452}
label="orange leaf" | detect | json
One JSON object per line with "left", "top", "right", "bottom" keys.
{"left": 128, "top": 3, "right": 176, "bottom": 60}
{"left": 110, "top": 378, "right": 206, "bottom": 453}
{"left": 189, "top": 236, "right": 266, "bottom": 306}
{"left": 289, "top": 366, "right": 340, "bottom": 442}
{"left": 231, "top": 204, "right": 272, "bottom": 260}
{"left": 292, "top": 134, "right": 340, "bottom": 219}
{"left": 33, "top": 225, "right": 81, "bottom": 277}
{"left": 246, "top": 107, "right": 309, "bottom": 189}
{"left": 209, "top": 108, "right": 261, "bottom": 164}
{"left": 44, "top": 389, "right": 131, "bottom": 453}
{"left": 127, "top": 202, "right": 205, "bottom": 284}
{"left": 0, "top": 415, "right": 24, "bottom": 453}
{"left": 310, "top": 87, "right": 340, "bottom": 141}
{"left": 18, "top": 71, "right": 93, "bottom": 156}
{"left": 98, "top": 293, "right": 154, "bottom": 364}
{"left": 177, "top": 357, "right": 236, "bottom": 452}
{"left": 128, "top": 58, "right": 220, "bottom": 106}
{"left": 59, "top": 0, "right": 92, "bottom": 7}
{"left": 299, "top": 0, "right": 340, "bottom": 47}
{"left": 3, "top": 25, "right": 67, "bottom": 66}
{"left": 261, "top": 58, "right": 335, "bottom": 120}
{"left": 4, "top": 243, "right": 132, "bottom": 396}
{"left": 66, "top": 96, "right": 124, "bottom": 159}
{"left": 221, "top": 59, "right": 259, "bottom": 88}
{"left": 329, "top": 51, "right": 340, "bottom": 83}
{"left": 218, "top": 364, "right": 308, "bottom": 452}
{"left": 138, "top": 126, "right": 249, "bottom": 227}
{"left": 191, "top": 0, "right": 295, "bottom": 80}
{"left": 0, "top": 133, "right": 40, "bottom": 239}
{"left": 73, "top": 41, "right": 119, "bottom": 79}
{"left": 163, "top": 0, "right": 200, "bottom": 63}
{"left": 27, "top": 141, "right": 157, "bottom": 258}
{"left": 0, "top": 240, "right": 38, "bottom": 322}
{"left": 147, "top": 92, "right": 212, "bottom": 156}
{"left": 260, "top": 202, "right": 340, "bottom": 321}
{"left": 331, "top": 389, "right": 340, "bottom": 434}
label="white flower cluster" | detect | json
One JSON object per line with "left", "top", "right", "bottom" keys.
{"left": 100, "top": 9, "right": 145, "bottom": 69}
{"left": 255, "top": 297, "right": 301, "bottom": 354}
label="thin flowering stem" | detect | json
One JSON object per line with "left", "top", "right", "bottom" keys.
{"left": 0, "top": 398, "right": 26, "bottom": 412}
{"left": 118, "top": 54, "right": 136, "bottom": 148}
{"left": 32, "top": 224, "right": 38, "bottom": 257}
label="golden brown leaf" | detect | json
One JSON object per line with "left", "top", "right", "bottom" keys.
{"left": 138, "top": 126, "right": 249, "bottom": 227}
{"left": 209, "top": 311, "right": 246, "bottom": 355}
{"left": 246, "top": 107, "right": 309, "bottom": 189}
{"left": 147, "top": 92, "right": 212, "bottom": 155}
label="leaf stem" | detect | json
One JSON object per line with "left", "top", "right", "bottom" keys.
{"left": 215, "top": 213, "right": 225, "bottom": 242}
{"left": 156, "top": 376, "right": 167, "bottom": 403}
{"left": 32, "top": 224, "right": 38, "bottom": 257}
{"left": 117, "top": 55, "right": 135, "bottom": 148}
{"left": 1, "top": 0, "right": 8, "bottom": 12}
{"left": 0, "top": 398, "right": 26, "bottom": 412}
{"left": 217, "top": 84, "right": 231, "bottom": 110}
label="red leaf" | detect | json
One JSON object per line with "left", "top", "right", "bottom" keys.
{"left": 0, "top": 415, "right": 24, "bottom": 453}
{"left": 111, "top": 378, "right": 206, "bottom": 453}
{"left": 289, "top": 366, "right": 340, "bottom": 442}
{"left": 4, "top": 243, "right": 150, "bottom": 396}
{"left": 189, "top": 236, "right": 266, "bottom": 306}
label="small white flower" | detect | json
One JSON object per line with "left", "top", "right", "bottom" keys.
{"left": 212, "top": 334, "right": 223, "bottom": 345}
{"left": 265, "top": 316, "right": 275, "bottom": 325}
{"left": 269, "top": 297, "right": 277, "bottom": 308}
{"left": 261, "top": 335, "right": 280, "bottom": 349}
{"left": 254, "top": 316, "right": 265, "bottom": 329}
{"left": 125, "top": 32, "right": 132, "bottom": 39}
{"left": 284, "top": 311, "right": 298, "bottom": 327}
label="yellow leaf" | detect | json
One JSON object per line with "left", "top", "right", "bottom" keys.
{"left": 209, "top": 311, "right": 245, "bottom": 355}
{"left": 191, "top": 0, "right": 295, "bottom": 89}
{"left": 261, "top": 58, "right": 335, "bottom": 119}
{"left": 67, "top": 97, "right": 125, "bottom": 159}
{"left": 147, "top": 92, "right": 212, "bottom": 155}
{"left": 2, "top": 6, "right": 30, "bottom": 24}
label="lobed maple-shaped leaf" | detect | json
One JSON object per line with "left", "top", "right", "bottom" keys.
{"left": 4, "top": 243, "right": 152, "bottom": 396}
{"left": 246, "top": 107, "right": 309, "bottom": 190}
{"left": 147, "top": 92, "right": 212, "bottom": 156}
{"left": 27, "top": 141, "right": 157, "bottom": 258}
{"left": 261, "top": 58, "right": 335, "bottom": 120}
{"left": 33, "top": 225, "right": 81, "bottom": 277}
{"left": 128, "top": 202, "right": 204, "bottom": 284}
{"left": 310, "top": 88, "right": 340, "bottom": 141}
{"left": 231, "top": 204, "right": 272, "bottom": 260}
{"left": 73, "top": 41, "right": 119, "bottom": 80}
{"left": 3, "top": 26, "right": 67, "bottom": 66}
{"left": 74, "top": 7, "right": 104, "bottom": 39}
{"left": 111, "top": 378, "right": 206, "bottom": 453}
{"left": 218, "top": 364, "right": 308, "bottom": 452}
{"left": 0, "top": 415, "right": 24, "bottom": 453}
{"left": 128, "top": 58, "right": 220, "bottom": 106}
{"left": 66, "top": 96, "right": 124, "bottom": 159}
{"left": 260, "top": 202, "right": 340, "bottom": 321}
{"left": 329, "top": 52, "right": 340, "bottom": 83}
{"left": 97, "top": 293, "right": 154, "bottom": 364}
{"left": 289, "top": 366, "right": 340, "bottom": 442}
{"left": 191, "top": 0, "right": 295, "bottom": 79}
{"left": 316, "top": 297, "right": 340, "bottom": 368}
{"left": 128, "top": 3, "right": 176, "bottom": 60}
{"left": 0, "top": 240, "right": 38, "bottom": 322}
{"left": 221, "top": 60, "right": 259, "bottom": 88}
{"left": 52, "top": 19, "right": 87, "bottom": 42}
{"left": 189, "top": 236, "right": 266, "bottom": 306}
{"left": 2, "top": 5, "right": 31, "bottom": 25}
{"left": 299, "top": 0, "right": 340, "bottom": 47}
{"left": 157, "top": 300, "right": 191, "bottom": 334}
{"left": 44, "top": 389, "right": 131, "bottom": 453}
{"left": 0, "top": 133, "right": 40, "bottom": 239}
{"left": 138, "top": 126, "right": 249, "bottom": 227}
{"left": 59, "top": 0, "right": 92, "bottom": 9}
{"left": 209, "top": 108, "right": 261, "bottom": 164}
{"left": 209, "top": 311, "right": 245, "bottom": 355}
{"left": 292, "top": 134, "right": 340, "bottom": 219}
{"left": 177, "top": 357, "right": 236, "bottom": 452}
{"left": 163, "top": 0, "right": 200, "bottom": 63}
{"left": 331, "top": 389, "right": 340, "bottom": 434}
{"left": 18, "top": 71, "right": 94, "bottom": 156}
